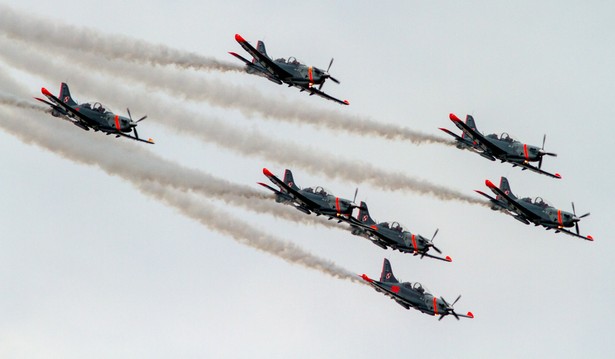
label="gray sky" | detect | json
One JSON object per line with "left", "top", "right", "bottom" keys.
{"left": 0, "top": 1, "right": 613, "bottom": 358}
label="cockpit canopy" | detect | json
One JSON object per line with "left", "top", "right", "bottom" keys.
{"left": 401, "top": 282, "right": 431, "bottom": 294}
{"left": 82, "top": 102, "right": 114, "bottom": 115}
{"left": 521, "top": 196, "right": 552, "bottom": 207}
{"left": 380, "top": 221, "right": 407, "bottom": 232}
{"left": 487, "top": 132, "right": 518, "bottom": 142}
{"left": 275, "top": 56, "right": 303, "bottom": 66}
{"left": 304, "top": 186, "right": 331, "bottom": 197}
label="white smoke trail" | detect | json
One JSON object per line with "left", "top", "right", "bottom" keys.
{"left": 0, "top": 104, "right": 362, "bottom": 283}
{"left": 138, "top": 181, "right": 363, "bottom": 284}
{"left": 0, "top": 92, "right": 340, "bottom": 229}
{"left": 0, "top": 4, "right": 242, "bottom": 73}
{"left": 0, "top": 5, "right": 452, "bottom": 146}
{"left": 0, "top": 39, "right": 488, "bottom": 207}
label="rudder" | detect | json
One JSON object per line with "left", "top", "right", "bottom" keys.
{"left": 380, "top": 258, "right": 399, "bottom": 283}
{"left": 462, "top": 115, "right": 478, "bottom": 139}
{"left": 498, "top": 176, "right": 517, "bottom": 200}
{"left": 357, "top": 202, "right": 376, "bottom": 226}
{"left": 256, "top": 40, "right": 270, "bottom": 59}
{"left": 58, "top": 82, "right": 77, "bottom": 107}
{"left": 283, "top": 169, "right": 300, "bottom": 191}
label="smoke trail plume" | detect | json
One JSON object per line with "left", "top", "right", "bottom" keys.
{"left": 0, "top": 4, "right": 242, "bottom": 73}
{"left": 0, "top": 105, "right": 361, "bottom": 283}
{"left": 0, "top": 6, "right": 452, "bottom": 146}
{"left": 139, "top": 181, "right": 363, "bottom": 283}
{"left": 0, "top": 93, "right": 340, "bottom": 229}
{"left": 0, "top": 39, "right": 487, "bottom": 207}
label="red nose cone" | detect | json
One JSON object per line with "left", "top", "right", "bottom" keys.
{"left": 445, "top": 256, "right": 452, "bottom": 262}
{"left": 467, "top": 312, "right": 474, "bottom": 319}
{"left": 235, "top": 33, "right": 246, "bottom": 42}
{"left": 587, "top": 235, "right": 594, "bottom": 241}
{"left": 555, "top": 173, "right": 562, "bottom": 179}
{"left": 262, "top": 168, "right": 273, "bottom": 177}
{"left": 485, "top": 179, "right": 496, "bottom": 189}
{"left": 449, "top": 113, "right": 461, "bottom": 122}
{"left": 41, "top": 87, "right": 51, "bottom": 96}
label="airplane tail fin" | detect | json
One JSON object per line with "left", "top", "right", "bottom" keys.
{"left": 462, "top": 115, "right": 478, "bottom": 139}
{"left": 283, "top": 169, "right": 300, "bottom": 191}
{"left": 379, "top": 258, "right": 399, "bottom": 283}
{"left": 357, "top": 201, "right": 376, "bottom": 226}
{"left": 256, "top": 40, "right": 270, "bottom": 59}
{"left": 58, "top": 82, "right": 77, "bottom": 107}
{"left": 498, "top": 176, "right": 516, "bottom": 200}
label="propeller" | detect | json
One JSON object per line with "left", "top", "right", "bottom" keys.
{"left": 426, "top": 228, "right": 442, "bottom": 254}
{"left": 538, "top": 134, "right": 557, "bottom": 169}
{"left": 318, "top": 58, "right": 340, "bottom": 90}
{"left": 438, "top": 295, "right": 462, "bottom": 321}
{"left": 571, "top": 202, "right": 591, "bottom": 235}
{"left": 127, "top": 107, "right": 147, "bottom": 140}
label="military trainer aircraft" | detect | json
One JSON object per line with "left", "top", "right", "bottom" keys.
{"left": 35, "top": 83, "right": 154, "bottom": 144}
{"left": 440, "top": 113, "right": 559, "bottom": 178}
{"left": 361, "top": 259, "right": 474, "bottom": 320}
{"left": 258, "top": 168, "right": 360, "bottom": 221}
{"left": 230, "top": 34, "right": 349, "bottom": 106}
{"left": 349, "top": 201, "right": 451, "bottom": 262}
{"left": 476, "top": 177, "right": 593, "bottom": 241}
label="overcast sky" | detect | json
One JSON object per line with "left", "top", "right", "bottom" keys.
{"left": 1, "top": 1, "right": 614, "bottom": 358}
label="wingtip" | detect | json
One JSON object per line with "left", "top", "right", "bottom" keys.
{"left": 445, "top": 256, "right": 452, "bottom": 262}
{"left": 235, "top": 33, "right": 246, "bottom": 43}
{"left": 343, "top": 100, "right": 350, "bottom": 105}
{"left": 41, "top": 87, "right": 51, "bottom": 96}
{"left": 555, "top": 173, "right": 562, "bottom": 179}
{"left": 360, "top": 274, "right": 373, "bottom": 283}
{"left": 587, "top": 235, "right": 594, "bottom": 241}
{"left": 262, "top": 168, "right": 273, "bottom": 177}
{"left": 449, "top": 113, "right": 461, "bottom": 122}
{"left": 467, "top": 312, "right": 474, "bottom": 319}
{"left": 148, "top": 138, "right": 155, "bottom": 144}
{"left": 485, "top": 179, "right": 496, "bottom": 189}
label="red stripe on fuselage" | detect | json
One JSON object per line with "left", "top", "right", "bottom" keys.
{"left": 308, "top": 66, "right": 314, "bottom": 86}
{"left": 433, "top": 297, "right": 438, "bottom": 316}
{"left": 335, "top": 197, "right": 341, "bottom": 214}
{"left": 114, "top": 115, "right": 120, "bottom": 131}
{"left": 557, "top": 209, "right": 563, "bottom": 226}
{"left": 411, "top": 234, "right": 418, "bottom": 253}
{"left": 523, "top": 144, "right": 529, "bottom": 161}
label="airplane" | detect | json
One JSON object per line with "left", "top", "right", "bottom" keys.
{"left": 361, "top": 258, "right": 474, "bottom": 321}
{"left": 229, "top": 34, "right": 350, "bottom": 106}
{"left": 258, "top": 168, "right": 361, "bottom": 221}
{"left": 348, "top": 201, "right": 452, "bottom": 262}
{"left": 34, "top": 83, "right": 154, "bottom": 144}
{"left": 476, "top": 176, "right": 593, "bottom": 241}
{"left": 440, "top": 113, "right": 559, "bottom": 178}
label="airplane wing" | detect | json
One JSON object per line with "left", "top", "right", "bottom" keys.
{"left": 484, "top": 180, "right": 541, "bottom": 222}
{"left": 420, "top": 252, "right": 453, "bottom": 262}
{"left": 555, "top": 228, "right": 594, "bottom": 241}
{"left": 262, "top": 168, "right": 321, "bottom": 210}
{"left": 39, "top": 87, "right": 97, "bottom": 128}
{"left": 303, "top": 85, "right": 350, "bottom": 106}
{"left": 448, "top": 113, "right": 505, "bottom": 158}
{"left": 116, "top": 132, "right": 155, "bottom": 144}
{"left": 439, "top": 127, "right": 473, "bottom": 146}
{"left": 513, "top": 162, "right": 562, "bottom": 179}
{"left": 228, "top": 51, "right": 283, "bottom": 85}
{"left": 234, "top": 34, "right": 293, "bottom": 80}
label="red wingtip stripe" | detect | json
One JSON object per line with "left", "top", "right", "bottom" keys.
{"left": 235, "top": 33, "right": 246, "bottom": 43}
{"left": 360, "top": 274, "right": 373, "bottom": 283}
{"left": 343, "top": 100, "right": 350, "bottom": 105}
{"left": 445, "top": 256, "right": 452, "bottom": 262}
{"left": 41, "top": 87, "right": 51, "bottom": 96}
{"left": 587, "top": 235, "right": 594, "bottom": 241}
{"left": 485, "top": 179, "right": 496, "bottom": 189}
{"left": 370, "top": 225, "right": 378, "bottom": 231}
{"left": 391, "top": 285, "right": 400, "bottom": 293}
{"left": 467, "top": 312, "right": 474, "bottom": 319}
{"left": 262, "top": 168, "right": 273, "bottom": 177}
{"left": 555, "top": 173, "right": 562, "bottom": 179}
{"left": 449, "top": 113, "right": 461, "bottom": 122}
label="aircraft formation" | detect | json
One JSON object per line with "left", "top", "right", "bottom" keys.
{"left": 25, "top": 33, "right": 595, "bottom": 321}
